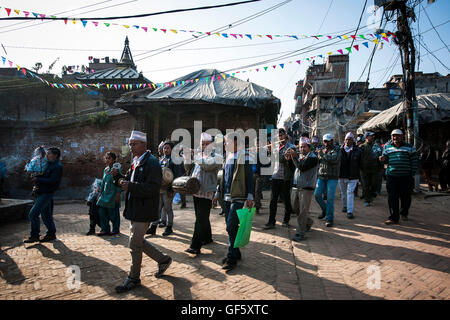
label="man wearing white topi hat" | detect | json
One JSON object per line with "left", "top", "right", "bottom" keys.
{"left": 314, "top": 133, "right": 341, "bottom": 227}
{"left": 379, "top": 129, "right": 418, "bottom": 225}
{"left": 115, "top": 130, "right": 173, "bottom": 293}
{"left": 184, "top": 132, "right": 223, "bottom": 255}
{"left": 338, "top": 132, "right": 361, "bottom": 219}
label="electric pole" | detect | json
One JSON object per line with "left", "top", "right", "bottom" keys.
{"left": 394, "top": 1, "right": 418, "bottom": 148}
{"left": 379, "top": 0, "right": 420, "bottom": 191}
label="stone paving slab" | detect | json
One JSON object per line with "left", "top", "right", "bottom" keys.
{"left": 0, "top": 188, "right": 449, "bottom": 300}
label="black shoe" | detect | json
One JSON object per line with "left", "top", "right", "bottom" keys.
{"left": 325, "top": 221, "right": 333, "bottom": 227}
{"left": 263, "top": 223, "right": 275, "bottom": 230}
{"left": 384, "top": 219, "right": 399, "bottom": 225}
{"left": 347, "top": 213, "right": 354, "bottom": 219}
{"left": 306, "top": 220, "right": 314, "bottom": 232}
{"left": 146, "top": 224, "right": 157, "bottom": 235}
{"left": 185, "top": 247, "right": 200, "bottom": 255}
{"left": 115, "top": 277, "right": 141, "bottom": 293}
{"left": 318, "top": 212, "right": 326, "bottom": 220}
{"left": 401, "top": 215, "right": 408, "bottom": 221}
{"left": 158, "top": 221, "right": 166, "bottom": 228}
{"left": 292, "top": 233, "right": 306, "bottom": 242}
{"left": 155, "top": 256, "right": 172, "bottom": 278}
{"left": 180, "top": 204, "right": 186, "bottom": 209}
{"left": 86, "top": 230, "right": 96, "bottom": 236}
{"left": 202, "top": 239, "right": 213, "bottom": 245}
{"left": 162, "top": 226, "right": 173, "bottom": 236}
{"left": 24, "top": 236, "right": 40, "bottom": 243}
{"left": 222, "top": 259, "right": 237, "bottom": 270}
{"left": 39, "top": 234, "right": 56, "bottom": 242}
{"left": 342, "top": 207, "right": 347, "bottom": 213}
{"left": 222, "top": 256, "right": 240, "bottom": 265}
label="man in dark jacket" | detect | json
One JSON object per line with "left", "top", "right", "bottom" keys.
{"left": 359, "top": 132, "right": 382, "bottom": 206}
{"left": 264, "top": 128, "right": 295, "bottom": 229}
{"left": 338, "top": 132, "right": 361, "bottom": 219}
{"left": 439, "top": 140, "right": 450, "bottom": 191}
{"left": 24, "top": 147, "right": 63, "bottom": 244}
{"left": 115, "top": 131, "right": 172, "bottom": 293}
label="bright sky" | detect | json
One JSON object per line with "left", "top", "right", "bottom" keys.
{"left": 0, "top": 0, "right": 448, "bottom": 126}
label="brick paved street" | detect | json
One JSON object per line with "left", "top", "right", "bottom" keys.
{"left": 1, "top": 188, "right": 449, "bottom": 300}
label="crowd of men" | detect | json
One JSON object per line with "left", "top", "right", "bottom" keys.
{"left": 21, "top": 127, "right": 445, "bottom": 294}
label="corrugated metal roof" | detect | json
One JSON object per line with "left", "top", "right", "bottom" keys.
{"left": 77, "top": 67, "right": 144, "bottom": 80}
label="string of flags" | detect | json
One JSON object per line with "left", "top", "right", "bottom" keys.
{"left": 0, "top": 6, "right": 395, "bottom": 42}
{"left": 1, "top": 36, "right": 390, "bottom": 91}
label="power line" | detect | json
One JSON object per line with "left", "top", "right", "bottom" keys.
{"left": 420, "top": 3, "right": 450, "bottom": 53}
{"left": 418, "top": 41, "right": 450, "bottom": 71}
{"left": 0, "top": 0, "right": 262, "bottom": 21}
{"left": 0, "top": 0, "right": 113, "bottom": 31}
{"left": 134, "top": 0, "right": 293, "bottom": 61}
{"left": 0, "top": 0, "right": 139, "bottom": 34}
{"left": 144, "top": 38, "right": 347, "bottom": 73}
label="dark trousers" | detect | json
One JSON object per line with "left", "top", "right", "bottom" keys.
{"left": 191, "top": 196, "right": 212, "bottom": 250}
{"left": 268, "top": 179, "right": 292, "bottom": 225}
{"left": 226, "top": 201, "right": 243, "bottom": 263}
{"left": 360, "top": 170, "right": 379, "bottom": 202}
{"left": 29, "top": 193, "right": 56, "bottom": 238}
{"left": 439, "top": 166, "right": 450, "bottom": 190}
{"left": 88, "top": 202, "right": 100, "bottom": 231}
{"left": 386, "top": 175, "right": 413, "bottom": 222}
{"left": 180, "top": 193, "right": 186, "bottom": 207}
{"left": 254, "top": 174, "right": 263, "bottom": 209}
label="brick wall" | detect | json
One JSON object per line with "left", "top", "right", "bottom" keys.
{"left": 0, "top": 111, "right": 136, "bottom": 199}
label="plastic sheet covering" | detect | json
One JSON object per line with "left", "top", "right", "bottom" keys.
{"left": 358, "top": 93, "right": 450, "bottom": 134}
{"left": 144, "top": 69, "right": 280, "bottom": 109}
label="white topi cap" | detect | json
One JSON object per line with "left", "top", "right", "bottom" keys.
{"left": 129, "top": 130, "right": 147, "bottom": 143}
{"left": 345, "top": 132, "right": 355, "bottom": 140}
{"left": 391, "top": 129, "right": 403, "bottom": 135}
{"left": 201, "top": 132, "right": 213, "bottom": 142}
{"left": 323, "top": 133, "right": 334, "bottom": 141}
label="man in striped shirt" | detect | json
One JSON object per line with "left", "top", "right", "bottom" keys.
{"left": 379, "top": 129, "right": 419, "bottom": 225}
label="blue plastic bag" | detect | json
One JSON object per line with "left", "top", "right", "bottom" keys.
{"left": 173, "top": 192, "right": 181, "bottom": 204}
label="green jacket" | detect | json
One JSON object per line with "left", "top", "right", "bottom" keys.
{"left": 96, "top": 166, "right": 122, "bottom": 208}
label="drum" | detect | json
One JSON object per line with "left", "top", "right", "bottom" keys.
{"left": 172, "top": 176, "right": 201, "bottom": 195}
{"left": 161, "top": 167, "right": 174, "bottom": 188}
